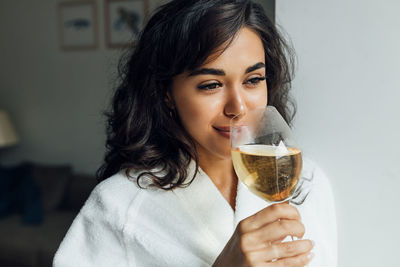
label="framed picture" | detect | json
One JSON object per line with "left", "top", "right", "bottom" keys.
{"left": 105, "top": 0, "right": 149, "bottom": 48}
{"left": 58, "top": 0, "right": 98, "bottom": 50}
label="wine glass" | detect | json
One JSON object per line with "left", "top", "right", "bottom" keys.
{"left": 230, "top": 105, "right": 313, "bottom": 262}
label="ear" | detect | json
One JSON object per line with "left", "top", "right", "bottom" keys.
{"left": 164, "top": 92, "right": 175, "bottom": 109}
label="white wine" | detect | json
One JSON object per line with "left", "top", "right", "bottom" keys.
{"left": 232, "top": 145, "right": 302, "bottom": 202}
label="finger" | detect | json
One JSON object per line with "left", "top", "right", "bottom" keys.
{"left": 267, "top": 251, "right": 314, "bottom": 267}
{"left": 263, "top": 219, "right": 305, "bottom": 243}
{"left": 271, "top": 237, "right": 286, "bottom": 245}
{"left": 241, "top": 219, "right": 305, "bottom": 251}
{"left": 240, "top": 203, "right": 301, "bottom": 232}
{"left": 244, "top": 240, "right": 314, "bottom": 264}
{"left": 272, "top": 240, "right": 314, "bottom": 261}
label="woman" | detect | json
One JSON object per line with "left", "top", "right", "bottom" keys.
{"left": 54, "top": 0, "right": 337, "bottom": 266}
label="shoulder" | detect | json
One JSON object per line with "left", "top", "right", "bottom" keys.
{"left": 54, "top": 172, "right": 146, "bottom": 266}
{"left": 79, "top": 171, "right": 148, "bottom": 227}
{"left": 302, "top": 157, "right": 333, "bottom": 191}
{"left": 92, "top": 171, "right": 142, "bottom": 200}
{"left": 88, "top": 171, "right": 141, "bottom": 206}
{"left": 300, "top": 156, "right": 336, "bottom": 213}
{"left": 301, "top": 157, "right": 338, "bottom": 266}
{"left": 301, "top": 156, "right": 336, "bottom": 217}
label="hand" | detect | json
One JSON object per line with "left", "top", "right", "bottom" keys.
{"left": 212, "top": 203, "right": 314, "bottom": 267}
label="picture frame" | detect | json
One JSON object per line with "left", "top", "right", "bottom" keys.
{"left": 58, "top": 0, "right": 99, "bottom": 50}
{"left": 105, "top": 0, "right": 149, "bottom": 48}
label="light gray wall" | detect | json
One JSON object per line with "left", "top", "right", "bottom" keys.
{"left": 0, "top": 0, "right": 122, "bottom": 174}
{"left": 276, "top": 1, "right": 400, "bottom": 266}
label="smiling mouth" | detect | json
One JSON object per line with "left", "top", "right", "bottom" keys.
{"left": 213, "top": 126, "right": 230, "bottom": 138}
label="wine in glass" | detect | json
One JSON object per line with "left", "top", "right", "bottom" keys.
{"left": 231, "top": 106, "right": 311, "bottom": 205}
{"left": 231, "top": 105, "right": 313, "bottom": 264}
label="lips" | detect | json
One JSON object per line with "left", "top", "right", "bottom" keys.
{"left": 213, "top": 126, "right": 230, "bottom": 132}
{"left": 213, "top": 126, "right": 230, "bottom": 138}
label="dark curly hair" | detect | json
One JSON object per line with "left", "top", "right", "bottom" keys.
{"left": 97, "top": 0, "right": 296, "bottom": 189}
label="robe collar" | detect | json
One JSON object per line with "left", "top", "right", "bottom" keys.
{"left": 172, "top": 161, "right": 269, "bottom": 253}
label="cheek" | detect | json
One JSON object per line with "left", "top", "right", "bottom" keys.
{"left": 246, "top": 88, "right": 268, "bottom": 108}
{"left": 178, "top": 103, "right": 202, "bottom": 124}
{"left": 176, "top": 96, "right": 219, "bottom": 131}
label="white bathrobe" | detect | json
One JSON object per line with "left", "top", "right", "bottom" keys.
{"left": 53, "top": 158, "right": 337, "bottom": 267}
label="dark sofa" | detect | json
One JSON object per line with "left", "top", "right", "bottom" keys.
{"left": 0, "top": 164, "right": 97, "bottom": 267}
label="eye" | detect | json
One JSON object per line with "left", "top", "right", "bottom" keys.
{"left": 197, "top": 82, "right": 223, "bottom": 91}
{"left": 244, "top": 76, "right": 266, "bottom": 87}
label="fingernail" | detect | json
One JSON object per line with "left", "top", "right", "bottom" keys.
{"left": 307, "top": 252, "right": 315, "bottom": 260}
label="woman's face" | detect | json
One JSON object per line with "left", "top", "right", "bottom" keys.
{"left": 171, "top": 27, "right": 268, "bottom": 161}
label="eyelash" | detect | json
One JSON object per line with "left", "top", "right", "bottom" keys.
{"left": 197, "top": 82, "right": 223, "bottom": 90}
{"left": 245, "top": 76, "right": 266, "bottom": 86}
{"left": 197, "top": 76, "right": 266, "bottom": 91}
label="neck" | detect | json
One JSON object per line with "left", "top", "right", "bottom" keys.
{"left": 197, "top": 150, "right": 238, "bottom": 210}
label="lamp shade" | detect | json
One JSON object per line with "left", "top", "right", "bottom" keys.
{"left": 0, "top": 110, "right": 19, "bottom": 147}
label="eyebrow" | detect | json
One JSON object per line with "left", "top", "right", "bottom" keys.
{"left": 188, "top": 68, "right": 225, "bottom": 76}
{"left": 188, "top": 62, "right": 266, "bottom": 77}
{"left": 245, "top": 62, "right": 266, "bottom": 74}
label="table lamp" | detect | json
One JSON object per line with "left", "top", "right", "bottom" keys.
{"left": 0, "top": 110, "right": 19, "bottom": 148}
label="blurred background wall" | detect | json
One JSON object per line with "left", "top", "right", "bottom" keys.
{"left": 0, "top": 0, "right": 118, "bottom": 174}
{"left": 277, "top": 0, "right": 400, "bottom": 266}
{"left": 0, "top": 0, "right": 274, "bottom": 175}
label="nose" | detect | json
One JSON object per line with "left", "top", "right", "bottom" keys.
{"left": 223, "top": 86, "right": 246, "bottom": 119}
